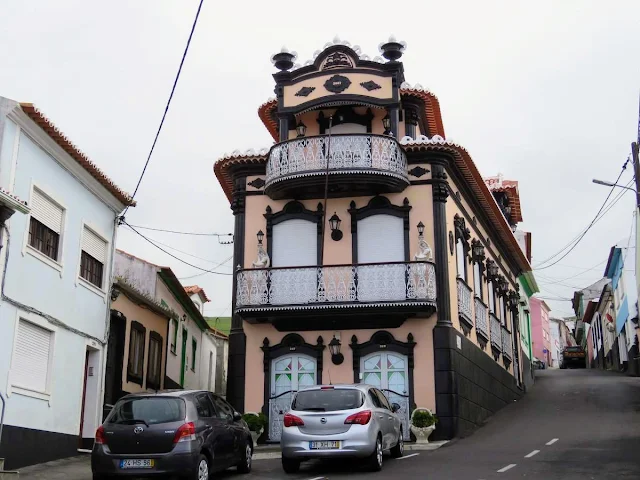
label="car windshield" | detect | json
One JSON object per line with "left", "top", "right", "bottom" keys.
{"left": 107, "top": 397, "right": 186, "bottom": 425}
{"left": 292, "top": 388, "right": 364, "bottom": 412}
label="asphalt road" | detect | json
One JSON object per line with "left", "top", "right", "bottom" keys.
{"left": 18, "top": 368, "right": 640, "bottom": 479}
{"left": 239, "top": 368, "right": 640, "bottom": 480}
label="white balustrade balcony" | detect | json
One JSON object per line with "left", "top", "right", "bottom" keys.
{"left": 474, "top": 298, "right": 489, "bottom": 340}
{"left": 502, "top": 327, "right": 513, "bottom": 361}
{"left": 235, "top": 261, "right": 436, "bottom": 318}
{"left": 264, "top": 134, "right": 409, "bottom": 199}
{"left": 456, "top": 278, "right": 473, "bottom": 331}
{"left": 490, "top": 313, "right": 502, "bottom": 352}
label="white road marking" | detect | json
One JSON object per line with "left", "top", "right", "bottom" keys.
{"left": 497, "top": 464, "right": 517, "bottom": 473}
{"left": 396, "top": 453, "right": 420, "bottom": 460}
{"left": 525, "top": 450, "right": 540, "bottom": 458}
{"left": 305, "top": 477, "right": 326, "bottom": 480}
{"left": 546, "top": 438, "right": 559, "bottom": 445}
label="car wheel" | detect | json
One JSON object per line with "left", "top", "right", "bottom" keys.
{"left": 390, "top": 429, "right": 404, "bottom": 458}
{"left": 193, "top": 454, "right": 209, "bottom": 480}
{"left": 237, "top": 439, "right": 253, "bottom": 473}
{"left": 367, "top": 435, "right": 383, "bottom": 471}
{"left": 282, "top": 457, "right": 300, "bottom": 474}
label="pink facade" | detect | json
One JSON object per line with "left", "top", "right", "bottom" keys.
{"left": 530, "top": 298, "right": 552, "bottom": 365}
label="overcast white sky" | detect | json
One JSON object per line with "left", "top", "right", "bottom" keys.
{"left": 1, "top": 0, "right": 639, "bottom": 319}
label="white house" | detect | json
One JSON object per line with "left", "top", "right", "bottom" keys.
{"left": 0, "top": 99, "right": 133, "bottom": 470}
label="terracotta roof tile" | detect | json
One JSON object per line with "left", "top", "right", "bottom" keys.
{"left": 484, "top": 176, "right": 523, "bottom": 223}
{"left": 19, "top": 103, "right": 135, "bottom": 207}
{"left": 184, "top": 285, "right": 210, "bottom": 303}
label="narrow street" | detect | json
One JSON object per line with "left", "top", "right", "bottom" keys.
{"left": 19, "top": 368, "right": 640, "bottom": 480}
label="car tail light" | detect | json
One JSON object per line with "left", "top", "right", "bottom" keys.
{"left": 95, "top": 426, "right": 106, "bottom": 444}
{"left": 345, "top": 410, "right": 372, "bottom": 425}
{"left": 173, "top": 422, "right": 196, "bottom": 443}
{"left": 283, "top": 413, "right": 304, "bottom": 427}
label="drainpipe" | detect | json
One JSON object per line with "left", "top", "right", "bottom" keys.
{"left": 97, "top": 213, "right": 121, "bottom": 425}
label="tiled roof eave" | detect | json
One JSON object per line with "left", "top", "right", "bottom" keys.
{"left": 18, "top": 103, "right": 135, "bottom": 207}
{"left": 402, "top": 140, "right": 531, "bottom": 273}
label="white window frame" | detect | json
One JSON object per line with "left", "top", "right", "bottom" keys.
{"left": 7, "top": 310, "right": 57, "bottom": 402}
{"left": 76, "top": 220, "right": 110, "bottom": 299}
{"left": 23, "top": 182, "right": 66, "bottom": 275}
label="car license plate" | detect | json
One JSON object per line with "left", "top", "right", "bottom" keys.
{"left": 119, "top": 459, "right": 154, "bottom": 469}
{"left": 310, "top": 441, "right": 340, "bottom": 450}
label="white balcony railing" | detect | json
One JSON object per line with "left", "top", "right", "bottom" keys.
{"left": 475, "top": 298, "right": 488, "bottom": 339}
{"left": 456, "top": 278, "right": 473, "bottom": 327}
{"left": 235, "top": 261, "right": 436, "bottom": 311}
{"left": 265, "top": 134, "right": 408, "bottom": 186}
{"left": 490, "top": 313, "right": 502, "bottom": 352}
{"left": 502, "top": 327, "right": 513, "bottom": 361}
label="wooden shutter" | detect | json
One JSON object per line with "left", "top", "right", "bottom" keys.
{"left": 357, "top": 214, "right": 404, "bottom": 263}
{"left": 32, "top": 188, "right": 63, "bottom": 234}
{"left": 272, "top": 219, "right": 317, "bottom": 267}
{"left": 83, "top": 227, "right": 107, "bottom": 263}
{"left": 13, "top": 320, "right": 52, "bottom": 392}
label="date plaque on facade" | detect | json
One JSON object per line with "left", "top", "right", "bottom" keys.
{"left": 324, "top": 74, "right": 352, "bottom": 94}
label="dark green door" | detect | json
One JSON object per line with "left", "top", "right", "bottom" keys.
{"left": 180, "top": 327, "right": 188, "bottom": 387}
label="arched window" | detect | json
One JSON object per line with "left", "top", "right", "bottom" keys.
{"left": 453, "top": 215, "right": 470, "bottom": 283}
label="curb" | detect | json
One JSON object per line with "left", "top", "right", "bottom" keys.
{"left": 253, "top": 440, "right": 448, "bottom": 460}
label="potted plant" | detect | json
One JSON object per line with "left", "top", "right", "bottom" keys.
{"left": 242, "top": 412, "right": 267, "bottom": 446}
{"left": 410, "top": 408, "right": 438, "bottom": 443}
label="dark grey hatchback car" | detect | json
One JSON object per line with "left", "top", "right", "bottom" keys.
{"left": 92, "top": 390, "right": 253, "bottom": 480}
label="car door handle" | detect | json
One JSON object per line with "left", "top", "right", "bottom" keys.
{"left": 378, "top": 415, "right": 384, "bottom": 419}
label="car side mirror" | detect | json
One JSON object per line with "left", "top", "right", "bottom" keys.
{"left": 392, "top": 403, "right": 401, "bottom": 413}
{"left": 233, "top": 412, "right": 242, "bottom": 421}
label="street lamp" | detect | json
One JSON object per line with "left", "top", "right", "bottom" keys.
{"left": 592, "top": 178, "right": 637, "bottom": 194}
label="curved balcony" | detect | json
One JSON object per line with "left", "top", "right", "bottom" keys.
{"left": 265, "top": 134, "right": 409, "bottom": 200}
{"left": 235, "top": 261, "right": 436, "bottom": 330}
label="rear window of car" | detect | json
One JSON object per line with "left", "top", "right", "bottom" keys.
{"left": 107, "top": 397, "right": 186, "bottom": 425}
{"left": 292, "top": 389, "right": 364, "bottom": 412}
{"left": 565, "top": 347, "right": 583, "bottom": 352}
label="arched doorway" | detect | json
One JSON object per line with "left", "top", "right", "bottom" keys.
{"left": 269, "top": 354, "right": 317, "bottom": 441}
{"left": 361, "top": 352, "right": 410, "bottom": 440}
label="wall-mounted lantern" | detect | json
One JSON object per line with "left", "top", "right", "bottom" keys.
{"left": 417, "top": 221, "right": 425, "bottom": 236}
{"left": 257, "top": 230, "right": 265, "bottom": 245}
{"left": 414, "top": 221, "right": 432, "bottom": 261}
{"left": 329, "top": 212, "right": 343, "bottom": 241}
{"left": 329, "top": 336, "right": 344, "bottom": 365}
{"left": 110, "top": 287, "right": 120, "bottom": 302}
{"left": 382, "top": 113, "right": 391, "bottom": 135}
{"left": 296, "top": 120, "right": 307, "bottom": 137}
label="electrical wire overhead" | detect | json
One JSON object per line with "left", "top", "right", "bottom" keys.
{"left": 125, "top": 222, "right": 233, "bottom": 276}
{"left": 534, "top": 160, "right": 632, "bottom": 271}
{"left": 126, "top": 223, "right": 233, "bottom": 240}
{"left": 122, "top": 0, "right": 205, "bottom": 217}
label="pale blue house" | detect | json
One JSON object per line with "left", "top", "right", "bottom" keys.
{"left": 0, "top": 98, "right": 133, "bottom": 469}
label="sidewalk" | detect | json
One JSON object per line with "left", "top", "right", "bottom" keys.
{"left": 17, "top": 442, "right": 448, "bottom": 478}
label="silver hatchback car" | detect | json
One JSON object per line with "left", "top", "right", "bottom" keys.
{"left": 280, "top": 384, "right": 404, "bottom": 473}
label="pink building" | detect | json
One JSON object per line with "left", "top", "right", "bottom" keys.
{"left": 530, "top": 298, "right": 552, "bottom": 366}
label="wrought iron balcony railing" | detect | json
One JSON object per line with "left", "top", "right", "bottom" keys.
{"left": 490, "top": 313, "right": 502, "bottom": 352}
{"left": 456, "top": 278, "right": 473, "bottom": 329}
{"left": 265, "top": 134, "right": 409, "bottom": 188}
{"left": 502, "top": 326, "right": 513, "bottom": 361}
{"left": 474, "top": 298, "right": 489, "bottom": 340}
{"left": 235, "top": 261, "right": 436, "bottom": 312}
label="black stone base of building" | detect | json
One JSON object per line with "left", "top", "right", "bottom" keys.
{"left": 522, "top": 353, "right": 534, "bottom": 391}
{"left": 432, "top": 325, "right": 524, "bottom": 440}
{"left": 164, "top": 375, "right": 182, "bottom": 390}
{"left": 627, "top": 344, "right": 640, "bottom": 376}
{"left": 0, "top": 424, "right": 78, "bottom": 470}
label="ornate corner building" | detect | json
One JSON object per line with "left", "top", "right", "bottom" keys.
{"left": 213, "top": 37, "right": 533, "bottom": 440}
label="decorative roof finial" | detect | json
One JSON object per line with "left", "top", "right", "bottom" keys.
{"left": 270, "top": 46, "right": 297, "bottom": 71}
{"left": 378, "top": 35, "right": 407, "bottom": 61}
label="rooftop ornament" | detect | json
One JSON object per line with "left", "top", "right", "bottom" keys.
{"left": 271, "top": 46, "right": 298, "bottom": 71}
{"left": 378, "top": 35, "right": 407, "bottom": 62}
